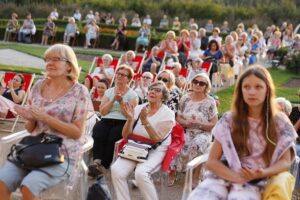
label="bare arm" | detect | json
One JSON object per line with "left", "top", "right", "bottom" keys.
{"left": 99, "top": 95, "right": 115, "bottom": 116}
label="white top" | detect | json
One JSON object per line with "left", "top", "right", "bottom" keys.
{"left": 91, "top": 66, "right": 114, "bottom": 80}
{"left": 133, "top": 103, "right": 175, "bottom": 147}
{"left": 143, "top": 18, "right": 152, "bottom": 26}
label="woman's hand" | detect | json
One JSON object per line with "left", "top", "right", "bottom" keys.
{"left": 30, "top": 106, "right": 48, "bottom": 122}
{"left": 122, "top": 102, "right": 134, "bottom": 120}
{"left": 8, "top": 80, "right": 14, "bottom": 90}
{"left": 113, "top": 92, "right": 123, "bottom": 103}
{"left": 14, "top": 104, "right": 35, "bottom": 121}
{"left": 140, "top": 107, "right": 148, "bottom": 124}
{"left": 239, "top": 166, "right": 265, "bottom": 182}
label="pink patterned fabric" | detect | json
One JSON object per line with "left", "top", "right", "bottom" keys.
{"left": 28, "top": 79, "right": 93, "bottom": 159}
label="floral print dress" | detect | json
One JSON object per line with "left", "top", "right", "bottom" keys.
{"left": 174, "top": 94, "right": 217, "bottom": 171}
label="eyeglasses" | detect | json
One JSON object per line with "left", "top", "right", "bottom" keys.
{"left": 116, "top": 72, "right": 128, "bottom": 78}
{"left": 157, "top": 77, "right": 169, "bottom": 83}
{"left": 142, "top": 76, "right": 152, "bottom": 80}
{"left": 44, "top": 57, "right": 69, "bottom": 63}
{"left": 149, "top": 87, "right": 162, "bottom": 93}
{"left": 192, "top": 79, "right": 207, "bottom": 86}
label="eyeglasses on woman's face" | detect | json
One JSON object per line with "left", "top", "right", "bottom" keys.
{"left": 192, "top": 79, "right": 207, "bottom": 87}
{"left": 142, "top": 76, "right": 152, "bottom": 80}
{"left": 157, "top": 77, "right": 169, "bottom": 83}
{"left": 148, "top": 87, "right": 162, "bottom": 93}
{"left": 44, "top": 57, "right": 69, "bottom": 63}
{"left": 116, "top": 72, "right": 128, "bottom": 78}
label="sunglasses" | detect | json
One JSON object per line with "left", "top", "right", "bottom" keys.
{"left": 142, "top": 76, "right": 152, "bottom": 80}
{"left": 157, "top": 77, "right": 169, "bottom": 83}
{"left": 192, "top": 79, "right": 207, "bottom": 86}
{"left": 149, "top": 87, "right": 162, "bottom": 93}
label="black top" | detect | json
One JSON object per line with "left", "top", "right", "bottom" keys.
{"left": 289, "top": 106, "right": 300, "bottom": 137}
{"left": 2, "top": 88, "right": 21, "bottom": 102}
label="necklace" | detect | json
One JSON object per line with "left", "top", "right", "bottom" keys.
{"left": 44, "top": 82, "right": 69, "bottom": 103}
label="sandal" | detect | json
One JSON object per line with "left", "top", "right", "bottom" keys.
{"left": 88, "top": 159, "right": 103, "bottom": 178}
{"left": 168, "top": 170, "right": 177, "bottom": 187}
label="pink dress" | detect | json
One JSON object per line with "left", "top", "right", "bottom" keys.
{"left": 188, "top": 112, "right": 297, "bottom": 200}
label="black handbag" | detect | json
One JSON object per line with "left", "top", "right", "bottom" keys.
{"left": 86, "top": 175, "right": 112, "bottom": 200}
{"left": 7, "top": 133, "right": 68, "bottom": 176}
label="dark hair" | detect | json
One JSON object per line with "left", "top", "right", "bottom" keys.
{"left": 208, "top": 39, "right": 220, "bottom": 51}
{"left": 98, "top": 79, "right": 109, "bottom": 89}
{"left": 16, "top": 74, "right": 25, "bottom": 88}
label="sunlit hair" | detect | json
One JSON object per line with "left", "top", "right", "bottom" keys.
{"left": 156, "top": 70, "right": 175, "bottom": 90}
{"left": 190, "top": 30, "right": 198, "bottom": 37}
{"left": 165, "top": 31, "right": 176, "bottom": 40}
{"left": 116, "top": 64, "right": 134, "bottom": 81}
{"left": 148, "top": 81, "right": 169, "bottom": 103}
{"left": 44, "top": 44, "right": 79, "bottom": 82}
{"left": 102, "top": 54, "right": 113, "bottom": 63}
{"left": 190, "top": 73, "right": 211, "bottom": 95}
{"left": 276, "top": 97, "right": 292, "bottom": 116}
{"left": 231, "top": 65, "right": 278, "bottom": 165}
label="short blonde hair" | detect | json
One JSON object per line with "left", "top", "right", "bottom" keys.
{"left": 44, "top": 44, "right": 79, "bottom": 82}
{"left": 156, "top": 70, "right": 176, "bottom": 90}
{"left": 102, "top": 54, "right": 113, "bottom": 63}
{"left": 190, "top": 30, "right": 198, "bottom": 37}
{"left": 165, "top": 31, "right": 176, "bottom": 40}
{"left": 116, "top": 64, "right": 134, "bottom": 81}
{"left": 190, "top": 73, "right": 211, "bottom": 95}
{"left": 180, "top": 29, "right": 189, "bottom": 37}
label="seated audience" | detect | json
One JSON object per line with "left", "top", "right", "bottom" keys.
{"left": 3, "top": 13, "right": 18, "bottom": 42}
{"left": 105, "top": 13, "right": 115, "bottom": 24}
{"left": 111, "top": 81, "right": 175, "bottom": 200}
{"left": 133, "top": 72, "right": 153, "bottom": 103}
{"left": 111, "top": 23, "right": 127, "bottom": 50}
{"left": 41, "top": 16, "right": 55, "bottom": 45}
{"left": 248, "top": 35, "right": 260, "bottom": 65}
{"left": 135, "top": 22, "right": 151, "bottom": 52}
{"left": 88, "top": 65, "right": 138, "bottom": 177}
{"left": 131, "top": 14, "right": 141, "bottom": 27}
{"left": 170, "top": 73, "right": 217, "bottom": 187}
{"left": 208, "top": 27, "right": 222, "bottom": 47}
{"left": 221, "top": 35, "right": 235, "bottom": 66}
{"left": 118, "top": 13, "right": 128, "bottom": 27}
{"left": 142, "top": 46, "right": 162, "bottom": 75}
{"left": 188, "top": 65, "right": 297, "bottom": 200}
{"left": 0, "top": 44, "right": 91, "bottom": 199}
{"left": 85, "top": 53, "right": 114, "bottom": 90}
{"left": 18, "top": 13, "right": 35, "bottom": 43}
{"left": 155, "top": 70, "right": 180, "bottom": 114}
{"left": 276, "top": 97, "right": 292, "bottom": 117}
{"left": 176, "top": 29, "right": 191, "bottom": 67}
{"left": 49, "top": 8, "right": 59, "bottom": 20}
{"left": 159, "top": 31, "right": 179, "bottom": 66}
{"left": 266, "top": 30, "right": 282, "bottom": 61}
{"left": 199, "top": 28, "right": 209, "bottom": 51}
{"left": 85, "top": 10, "right": 95, "bottom": 24}
{"left": 73, "top": 9, "right": 81, "bottom": 21}
{"left": 92, "top": 79, "right": 109, "bottom": 111}
{"left": 204, "top": 19, "right": 214, "bottom": 33}
{"left": 186, "top": 57, "right": 204, "bottom": 82}
{"left": 189, "top": 30, "right": 202, "bottom": 60}
{"left": 63, "top": 17, "right": 78, "bottom": 45}
{"left": 159, "top": 14, "right": 169, "bottom": 29}
{"left": 221, "top": 21, "right": 230, "bottom": 34}
{"left": 172, "top": 17, "right": 181, "bottom": 30}
{"left": 84, "top": 19, "right": 99, "bottom": 48}
{"left": 143, "top": 14, "right": 152, "bottom": 26}
{"left": 120, "top": 51, "right": 139, "bottom": 72}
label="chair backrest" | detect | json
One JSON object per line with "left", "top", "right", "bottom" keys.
{"left": 3, "top": 72, "right": 34, "bottom": 92}
{"left": 201, "top": 62, "right": 212, "bottom": 74}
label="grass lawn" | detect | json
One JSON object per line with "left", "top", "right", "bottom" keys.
{"left": 216, "top": 68, "right": 300, "bottom": 114}
{"left": 1, "top": 43, "right": 299, "bottom": 115}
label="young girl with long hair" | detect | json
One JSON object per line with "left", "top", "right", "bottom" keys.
{"left": 188, "top": 65, "right": 297, "bottom": 200}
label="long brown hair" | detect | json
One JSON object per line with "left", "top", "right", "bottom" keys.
{"left": 231, "top": 65, "right": 278, "bottom": 165}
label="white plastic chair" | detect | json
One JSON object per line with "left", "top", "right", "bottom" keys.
{"left": 181, "top": 153, "right": 300, "bottom": 200}
{"left": 0, "top": 111, "right": 98, "bottom": 199}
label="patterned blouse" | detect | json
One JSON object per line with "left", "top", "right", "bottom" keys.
{"left": 28, "top": 79, "right": 92, "bottom": 160}
{"left": 213, "top": 112, "right": 297, "bottom": 172}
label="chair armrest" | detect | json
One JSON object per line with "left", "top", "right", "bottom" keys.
{"left": 81, "top": 136, "right": 94, "bottom": 154}
{"left": 181, "top": 153, "right": 209, "bottom": 200}
{"left": 0, "top": 130, "right": 29, "bottom": 143}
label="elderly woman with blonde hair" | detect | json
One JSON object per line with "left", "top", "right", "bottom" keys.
{"left": 169, "top": 73, "right": 218, "bottom": 187}
{"left": 159, "top": 31, "right": 179, "bottom": 67}
{"left": 0, "top": 44, "right": 92, "bottom": 199}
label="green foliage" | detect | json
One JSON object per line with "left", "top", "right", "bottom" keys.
{"left": 285, "top": 50, "right": 300, "bottom": 74}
